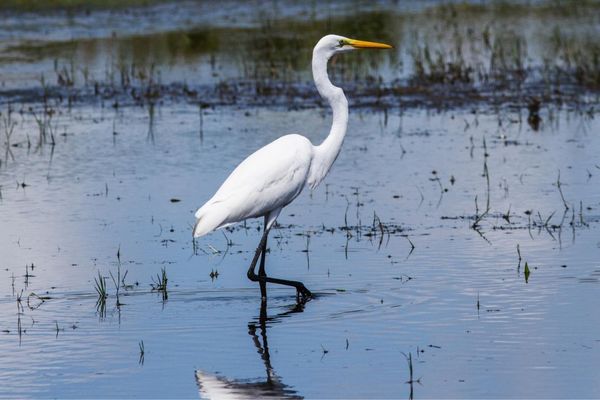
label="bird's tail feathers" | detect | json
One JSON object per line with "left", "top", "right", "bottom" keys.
{"left": 193, "top": 204, "right": 229, "bottom": 238}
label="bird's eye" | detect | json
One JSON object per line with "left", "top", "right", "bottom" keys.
{"left": 338, "top": 40, "right": 345, "bottom": 47}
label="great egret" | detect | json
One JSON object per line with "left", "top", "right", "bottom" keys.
{"left": 193, "top": 34, "right": 392, "bottom": 301}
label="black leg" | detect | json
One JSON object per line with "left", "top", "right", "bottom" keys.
{"left": 246, "top": 227, "right": 269, "bottom": 284}
{"left": 258, "top": 217, "right": 268, "bottom": 301}
{"left": 246, "top": 223, "right": 312, "bottom": 301}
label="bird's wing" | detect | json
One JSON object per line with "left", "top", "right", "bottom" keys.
{"left": 193, "top": 134, "right": 313, "bottom": 236}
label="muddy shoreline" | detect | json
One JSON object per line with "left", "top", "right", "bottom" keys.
{"left": 2, "top": 77, "right": 597, "bottom": 114}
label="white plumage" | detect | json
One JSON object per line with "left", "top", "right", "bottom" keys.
{"left": 191, "top": 34, "right": 392, "bottom": 298}
{"left": 193, "top": 134, "right": 313, "bottom": 237}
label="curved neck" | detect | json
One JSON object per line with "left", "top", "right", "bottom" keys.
{"left": 309, "top": 48, "right": 348, "bottom": 188}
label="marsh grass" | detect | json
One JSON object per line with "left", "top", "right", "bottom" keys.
{"left": 54, "top": 59, "right": 75, "bottom": 87}
{"left": 150, "top": 267, "right": 168, "bottom": 301}
{"left": 94, "top": 271, "right": 107, "bottom": 299}
{"left": 30, "top": 103, "right": 58, "bottom": 149}
{"left": 1, "top": 104, "right": 17, "bottom": 163}
{"left": 411, "top": 43, "right": 473, "bottom": 85}
{"left": 94, "top": 271, "right": 107, "bottom": 317}
{"left": 9, "top": 26, "right": 598, "bottom": 116}
{"left": 109, "top": 264, "right": 128, "bottom": 307}
{"left": 2, "top": 0, "right": 599, "bottom": 109}
{"left": 402, "top": 351, "right": 421, "bottom": 400}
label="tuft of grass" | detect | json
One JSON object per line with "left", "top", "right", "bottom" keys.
{"left": 1, "top": 104, "right": 17, "bottom": 163}
{"left": 94, "top": 271, "right": 107, "bottom": 317}
{"left": 151, "top": 267, "right": 167, "bottom": 290}
{"left": 150, "top": 267, "right": 168, "bottom": 300}
{"left": 94, "top": 271, "right": 107, "bottom": 299}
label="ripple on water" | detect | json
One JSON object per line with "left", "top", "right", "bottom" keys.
{"left": 0, "top": 102, "right": 599, "bottom": 398}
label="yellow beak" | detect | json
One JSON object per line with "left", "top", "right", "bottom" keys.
{"left": 346, "top": 39, "right": 393, "bottom": 49}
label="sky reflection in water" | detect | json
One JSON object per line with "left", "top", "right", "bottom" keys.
{"left": 0, "top": 102, "right": 599, "bottom": 398}
{"left": 1, "top": 1, "right": 600, "bottom": 398}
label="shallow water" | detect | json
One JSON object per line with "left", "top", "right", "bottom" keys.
{"left": 1, "top": 1, "right": 600, "bottom": 398}
{"left": 0, "top": 101, "right": 599, "bottom": 398}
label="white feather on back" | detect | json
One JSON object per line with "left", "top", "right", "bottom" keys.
{"left": 193, "top": 134, "right": 313, "bottom": 237}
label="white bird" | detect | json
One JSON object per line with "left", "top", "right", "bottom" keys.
{"left": 193, "top": 34, "right": 392, "bottom": 301}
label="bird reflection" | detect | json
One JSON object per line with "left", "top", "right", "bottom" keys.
{"left": 196, "top": 300, "right": 306, "bottom": 399}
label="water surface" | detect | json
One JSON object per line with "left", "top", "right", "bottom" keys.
{"left": 1, "top": 1, "right": 600, "bottom": 398}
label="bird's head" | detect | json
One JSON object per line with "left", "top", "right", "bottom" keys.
{"left": 314, "top": 34, "right": 393, "bottom": 59}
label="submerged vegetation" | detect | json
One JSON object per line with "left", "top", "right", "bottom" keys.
{"left": 0, "top": 0, "right": 599, "bottom": 112}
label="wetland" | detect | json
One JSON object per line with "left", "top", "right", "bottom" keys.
{"left": 0, "top": 1, "right": 599, "bottom": 398}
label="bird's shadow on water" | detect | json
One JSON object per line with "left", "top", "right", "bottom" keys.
{"left": 195, "top": 299, "right": 307, "bottom": 399}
